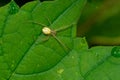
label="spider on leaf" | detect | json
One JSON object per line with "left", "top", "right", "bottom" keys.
{"left": 29, "top": 17, "right": 74, "bottom": 52}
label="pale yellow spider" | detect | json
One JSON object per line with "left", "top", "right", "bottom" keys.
{"left": 30, "top": 18, "right": 73, "bottom": 52}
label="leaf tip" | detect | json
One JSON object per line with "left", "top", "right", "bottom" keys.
{"left": 9, "top": 0, "right": 19, "bottom": 15}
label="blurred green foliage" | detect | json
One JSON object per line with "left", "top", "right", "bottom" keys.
{"left": 77, "top": 0, "right": 120, "bottom": 46}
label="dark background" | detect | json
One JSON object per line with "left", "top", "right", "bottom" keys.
{"left": 0, "top": 0, "right": 49, "bottom": 7}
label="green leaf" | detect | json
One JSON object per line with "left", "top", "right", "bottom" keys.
{"left": 73, "top": 37, "right": 88, "bottom": 51}
{"left": 9, "top": 50, "right": 83, "bottom": 80}
{"left": 0, "top": 0, "right": 86, "bottom": 80}
{"left": 78, "top": 46, "right": 120, "bottom": 80}
{"left": 65, "top": 37, "right": 120, "bottom": 80}
{"left": 9, "top": 0, "right": 19, "bottom": 15}
{"left": 73, "top": 37, "right": 120, "bottom": 80}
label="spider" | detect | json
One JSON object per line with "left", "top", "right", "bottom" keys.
{"left": 29, "top": 18, "right": 73, "bottom": 52}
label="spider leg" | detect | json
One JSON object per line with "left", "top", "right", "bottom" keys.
{"left": 35, "top": 36, "right": 50, "bottom": 45}
{"left": 55, "top": 24, "right": 73, "bottom": 32}
{"left": 44, "top": 16, "right": 52, "bottom": 25}
{"left": 28, "top": 21, "right": 48, "bottom": 27}
{"left": 51, "top": 33, "right": 70, "bottom": 52}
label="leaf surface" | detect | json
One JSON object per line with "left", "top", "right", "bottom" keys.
{"left": 78, "top": 46, "right": 120, "bottom": 80}
{"left": 0, "top": 0, "right": 86, "bottom": 80}
{"left": 73, "top": 37, "right": 120, "bottom": 80}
